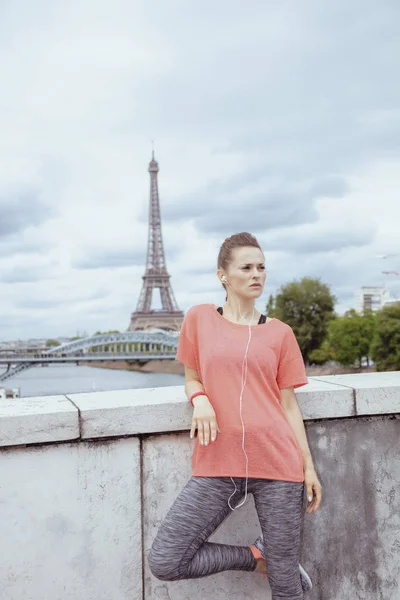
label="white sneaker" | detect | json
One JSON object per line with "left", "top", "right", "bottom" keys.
{"left": 253, "top": 535, "right": 313, "bottom": 593}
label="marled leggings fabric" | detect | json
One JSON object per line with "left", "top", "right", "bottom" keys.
{"left": 148, "top": 476, "right": 306, "bottom": 600}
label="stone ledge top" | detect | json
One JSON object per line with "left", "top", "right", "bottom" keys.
{"left": 312, "top": 371, "right": 400, "bottom": 415}
{"left": 67, "top": 385, "right": 184, "bottom": 409}
{"left": 313, "top": 371, "right": 400, "bottom": 388}
{"left": 0, "top": 395, "right": 79, "bottom": 447}
{"left": 0, "top": 372, "right": 399, "bottom": 447}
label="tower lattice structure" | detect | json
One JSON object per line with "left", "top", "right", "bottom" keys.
{"left": 128, "top": 152, "right": 184, "bottom": 331}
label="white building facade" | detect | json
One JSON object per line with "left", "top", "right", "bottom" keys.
{"left": 356, "top": 286, "right": 397, "bottom": 313}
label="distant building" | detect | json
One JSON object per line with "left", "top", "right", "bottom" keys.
{"left": 0, "top": 388, "right": 20, "bottom": 399}
{"left": 356, "top": 286, "right": 397, "bottom": 313}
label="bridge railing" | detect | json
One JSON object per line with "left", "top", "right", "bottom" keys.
{"left": 47, "top": 331, "right": 179, "bottom": 355}
{"left": 0, "top": 351, "right": 178, "bottom": 360}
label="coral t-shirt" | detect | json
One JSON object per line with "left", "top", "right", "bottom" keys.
{"left": 176, "top": 303, "right": 308, "bottom": 482}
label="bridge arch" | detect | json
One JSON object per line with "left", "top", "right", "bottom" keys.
{"left": 0, "top": 331, "right": 180, "bottom": 383}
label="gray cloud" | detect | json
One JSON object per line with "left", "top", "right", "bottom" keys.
{"left": 72, "top": 247, "right": 146, "bottom": 270}
{"left": 0, "top": 189, "right": 55, "bottom": 238}
{"left": 196, "top": 191, "right": 318, "bottom": 233}
{"left": 261, "top": 224, "right": 377, "bottom": 255}
{"left": 163, "top": 175, "right": 351, "bottom": 236}
{"left": 135, "top": 3, "right": 400, "bottom": 241}
{"left": 0, "top": 314, "right": 37, "bottom": 339}
{"left": 1, "top": 264, "right": 56, "bottom": 284}
{"left": 309, "top": 177, "right": 350, "bottom": 199}
{"left": 72, "top": 240, "right": 182, "bottom": 270}
{"left": 135, "top": 3, "right": 399, "bottom": 144}
{"left": 0, "top": 236, "right": 54, "bottom": 258}
{"left": 0, "top": 0, "right": 399, "bottom": 339}
{"left": 15, "top": 288, "right": 110, "bottom": 309}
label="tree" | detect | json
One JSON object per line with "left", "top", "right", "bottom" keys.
{"left": 266, "top": 294, "right": 275, "bottom": 317}
{"left": 46, "top": 339, "right": 60, "bottom": 348}
{"left": 268, "top": 277, "right": 336, "bottom": 364}
{"left": 359, "top": 309, "right": 376, "bottom": 366}
{"left": 370, "top": 302, "right": 400, "bottom": 371}
{"left": 323, "top": 309, "right": 376, "bottom": 367}
{"left": 308, "top": 339, "right": 332, "bottom": 365}
{"left": 93, "top": 330, "right": 120, "bottom": 335}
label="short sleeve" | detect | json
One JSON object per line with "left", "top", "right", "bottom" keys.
{"left": 276, "top": 326, "right": 308, "bottom": 390}
{"left": 175, "top": 307, "right": 199, "bottom": 371}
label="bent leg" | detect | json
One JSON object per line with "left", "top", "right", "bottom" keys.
{"left": 251, "top": 479, "right": 304, "bottom": 600}
{"left": 148, "top": 476, "right": 256, "bottom": 581}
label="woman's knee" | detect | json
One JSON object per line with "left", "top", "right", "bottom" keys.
{"left": 147, "top": 542, "right": 180, "bottom": 582}
{"left": 148, "top": 546, "right": 171, "bottom": 581}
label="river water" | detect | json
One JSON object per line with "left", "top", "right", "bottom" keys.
{"left": 3, "top": 364, "right": 185, "bottom": 398}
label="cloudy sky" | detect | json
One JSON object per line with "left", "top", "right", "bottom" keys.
{"left": 1, "top": 0, "right": 400, "bottom": 340}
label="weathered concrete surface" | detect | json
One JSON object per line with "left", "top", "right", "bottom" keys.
{"left": 1, "top": 374, "right": 399, "bottom": 599}
{"left": 68, "top": 378, "right": 356, "bottom": 443}
{"left": 143, "top": 416, "right": 400, "bottom": 600}
{"left": 315, "top": 371, "right": 400, "bottom": 416}
{"left": 143, "top": 433, "right": 273, "bottom": 599}
{"left": 296, "top": 377, "right": 355, "bottom": 420}
{"left": 303, "top": 415, "right": 400, "bottom": 600}
{"left": 0, "top": 438, "right": 142, "bottom": 600}
{"left": 67, "top": 385, "right": 192, "bottom": 439}
{"left": 0, "top": 394, "right": 79, "bottom": 446}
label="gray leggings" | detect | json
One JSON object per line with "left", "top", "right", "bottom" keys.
{"left": 148, "top": 476, "right": 306, "bottom": 600}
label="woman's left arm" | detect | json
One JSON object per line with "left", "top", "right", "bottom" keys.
{"left": 280, "top": 387, "right": 323, "bottom": 514}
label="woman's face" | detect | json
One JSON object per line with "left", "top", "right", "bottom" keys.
{"left": 220, "top": 246, "right": 266, "bottom": 300}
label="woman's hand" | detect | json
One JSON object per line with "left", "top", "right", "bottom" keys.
{"left": 190, "top": 396, "right": 220, "bottom": 446}
{"left": 304, "top": 466, "right": 322, "bottom": 513}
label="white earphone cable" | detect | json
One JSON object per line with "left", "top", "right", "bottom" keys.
{"left": 223, "top": 277, "right": 255, "bottom": 511}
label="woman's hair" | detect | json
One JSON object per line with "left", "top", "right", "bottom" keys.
{"left": 217, "top": 232, "right": 263, "bottom": 298}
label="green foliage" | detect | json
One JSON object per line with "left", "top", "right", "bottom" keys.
{"left": 266, "top": 294, "right": 275, "bottom": 317}
{"left": 267, "top": 277, "right": 336, "bottom": 363}
{"left": 309, "top": 339, "right": 333, "bottom": 365}
{"left": 94, "top": 330, "right": 120, "bottom": 335}
{"left": 90, "top": 330, "right": 120, "bottom": 353}
{"left": 69, "top": 336, "right": 82, "bottom": 341}
{"left": 371, "top": 302, "right": 400, "bottom": 371}
{"left": 325, "top": 309, "right": 376, "bottom": 367}
{"left": 46, "top": 339, "right": 61, "bottom": 348}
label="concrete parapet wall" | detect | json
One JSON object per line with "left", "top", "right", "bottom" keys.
{"left": 0, "top": 372, "right": 399, "bottom": 599}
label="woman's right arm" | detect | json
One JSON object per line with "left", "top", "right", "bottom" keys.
{"left": 184, "top": 365, "right": 220, "bottom": 446}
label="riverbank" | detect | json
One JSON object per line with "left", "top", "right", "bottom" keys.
{"left": 81, "top": 359, "right": 185, "bottom": 375}
{"left": 83, "top": 359, "right": 375, "bottom": 376}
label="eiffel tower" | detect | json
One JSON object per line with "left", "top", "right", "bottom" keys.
{"left": 128, "top": 152, "right": 184, "bottom": 331}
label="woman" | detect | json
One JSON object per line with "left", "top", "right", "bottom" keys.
{"left": 148, "top": 232, "right": 322, "bottom": 599}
